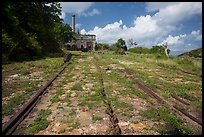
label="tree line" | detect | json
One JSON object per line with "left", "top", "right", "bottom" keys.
{"left": 2, "top": 2, "right": 75, "bottom": 62}
{"left": 96, "top": 38, "right": 170, "bottom": 56}
{"left": 96, "top": 38, "right": 128, "bottom": 55}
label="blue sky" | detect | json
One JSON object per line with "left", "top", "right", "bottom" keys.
{"left": 60, "top": 2, "right": 202, "bottom": 56}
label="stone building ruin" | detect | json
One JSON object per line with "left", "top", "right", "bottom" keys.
{"left": 66, "top": 15, "right": 96, "bottom": 51}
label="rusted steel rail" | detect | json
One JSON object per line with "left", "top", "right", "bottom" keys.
{"left": 63, "top": 53, "right": 72, "bottom": 63}
{"left": 180, "top": 70, "right": 202, "bottom": 77}
{"left": 172, "top": 95, "right": 190, "bottom": 105}
{"left": 135, "top": 80, "right": 166, "bottom": 104}
{"left": 120, "top": 69, "right": 166, "bottom": 104}
{"left": 119, "top": 68, "right": 202, "bottom": 126}
{"left": 158, "top": 64, "right": 201, "bottom": 77}
{"left": 94, "top": 55, "right": 121, "bottom": 135}
{"left": 173, "top": 105, "right": 202, "bottom": 125}
{"left": 2, "top": 53, "right": 72, "bottom": 135}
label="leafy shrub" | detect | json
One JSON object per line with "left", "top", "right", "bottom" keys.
{"left": 96, "top": 43, "right": 110, "bottom": 50}
{"left": 27, "top": 34, "right": 42, "bottom": 56}
{"left": 128, "top": 46, "right": 150, "bottom": 54}
{"left": 150, "top": 45, "right": 165, "bottom": 55}
{"left": 177, "top": 59, "right": 193, "bottom": 66}
{"left": 128, "top": 45, "right": 171, "bottom": 57}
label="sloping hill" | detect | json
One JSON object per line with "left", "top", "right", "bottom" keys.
{"left": 178, "top": 48, "right": 202, "bottom": 58}
{"left": 2, "top": 51, "right": 202, "bottom": 135}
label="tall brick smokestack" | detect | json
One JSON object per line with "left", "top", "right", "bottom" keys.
{"left": 72, "top": 15, "right": 75, "bottom": 32}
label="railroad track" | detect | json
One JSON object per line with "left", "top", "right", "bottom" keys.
{"left": 119, "top": 68, "right": 202, "bottom": 127}
{"left": 93, "top": 55, "right": 121, "bottom": 135}
{"left": 2, "top": 52, "right": 201, "bottom": 135}
{"left": 2, "top": 53, "right": 72, "bottom": 135}
{"left": 158, "top": 64, "right": 202, "bottom": 77}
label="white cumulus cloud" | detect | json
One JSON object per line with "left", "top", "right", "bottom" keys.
{"left": 151, "top": 2, "right": 202, "bottom": 25}
{"left": 191, "top": 30, "right": 202, "bottom": 41}
{"left": 162, "top": 34, "right": 187, "bottom": 45}
{"left": 161, "top": 31, "right": 201, "bottom": 54}
{"left": 80, "top": 14, "right": 166, "bottom": 47}
{"left": 81, "top": 2, "right": 201, "bottom": 55}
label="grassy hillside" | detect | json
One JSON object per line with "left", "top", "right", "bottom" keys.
{"left": 178, "top": 48, "right": 202, "bottom": 58}
{"left": 2, "top": 51, "right": 202, "bottom": 135}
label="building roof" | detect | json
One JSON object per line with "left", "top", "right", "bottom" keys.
{"left": 78, "top": 34, "right": 96, "bottom": 36}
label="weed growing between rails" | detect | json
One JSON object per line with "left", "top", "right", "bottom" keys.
{"left": 25, "top": 51, "right": 113, "bottom": 135}
{"left": 93, "top": 52, "right": 159, "bottom": 135}
{"left": 2, "top": 57, "right": 64, "bottom": 123}
{"left": 94, "top": 51, "right": 201, "bottom": 135}
{"left": 93, "top": 54, "right": 121, "bottom": 135}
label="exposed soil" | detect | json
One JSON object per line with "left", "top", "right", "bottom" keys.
{"left": 4, "top": 52, "right": 202, "bottom": 135}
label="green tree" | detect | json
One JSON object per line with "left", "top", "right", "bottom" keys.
{"left": 117, "top": 38, "right": 125, "bottom": 48}
{"left": 128, "top": 47, "right": 150, "bottom": 54}
{"left": 2, "top": 2, "right": 68, "bottom": 62}
{"left": 96, "top": 43, "right": 110, "bottom": 50}
{"left": 128, "top": 38, "right": 137, "bottom": 49}
{"left": 116, "top": 38, "right": 127, "bottom": 51}
{"left": 150, "top": 45, "right": 165, "bottom": 55}
{"left": 111, "top": 38, "right": 127, "bottom": 54}
{"left": 55, "top": 23, "right": 76, "bottom": 44}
